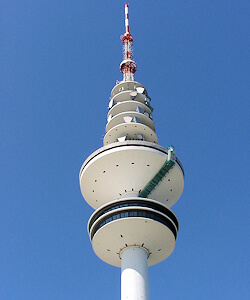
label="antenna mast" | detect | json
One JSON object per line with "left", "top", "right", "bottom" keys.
{"left": 120, "top": 4, "right": 137, "bottom": 81}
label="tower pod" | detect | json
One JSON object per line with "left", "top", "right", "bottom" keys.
{"left": 79, "top": 141, "right": 184, "bottom": 210}
{"left": 88, "top": 198, "right": 178, "bottom": 267}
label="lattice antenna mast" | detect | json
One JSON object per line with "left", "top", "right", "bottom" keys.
{"left": 120, "top": 4, "right": 137, "bottom": 81}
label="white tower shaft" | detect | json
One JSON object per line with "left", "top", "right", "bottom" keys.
{"left": 79, "top": 4, "right": 184, "bottom": 300}
{"left": 121, "top": 247, "right": 150, "bottom": 300}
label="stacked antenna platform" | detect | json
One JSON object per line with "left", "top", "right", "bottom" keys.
{"left": 80, "top": 80, "right": 184, "bottom": 267}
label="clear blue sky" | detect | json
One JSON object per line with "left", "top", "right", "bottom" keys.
{"left": 1, "top": 1, "right": 249, "bottom": 299}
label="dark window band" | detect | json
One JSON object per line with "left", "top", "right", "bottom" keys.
{"left": 90, "top": 209, "right": 177, "bottom": 240}
{"left": 88, "top": 200, "right": 178, "bottom": 232}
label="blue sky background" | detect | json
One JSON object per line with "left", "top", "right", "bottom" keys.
{"left": 1, "top": 1, "right": 249, "bottom": 299}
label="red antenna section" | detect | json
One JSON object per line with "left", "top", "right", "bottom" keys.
{"left": 120, "top": 4, "right": 137, "bottom": 81}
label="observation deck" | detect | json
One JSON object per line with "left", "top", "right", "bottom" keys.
{"left": 88, "top": 198, "right": 178, "bottom": 267}
{"left": 80, "top": 140, "right": 184, "bottom": 210}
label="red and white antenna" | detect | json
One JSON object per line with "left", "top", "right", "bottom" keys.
{"left": 120, "top": 3, "right": 137, "bottom": 81}
{"left": 125, "top": 3, "right": 130, "bottom": 33}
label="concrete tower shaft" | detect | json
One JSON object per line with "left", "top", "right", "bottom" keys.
{"left": 79, "top": 4, "right": 184, "bottom": 299}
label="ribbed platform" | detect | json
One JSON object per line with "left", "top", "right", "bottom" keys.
{"left": 108, "top": 101, "right": 152, "bottom": 120}
{"left": 111, "top": 81, "right": 149, "bottom": 98}
{"left": 104, "top": 123, "right": 158, "bottom": 144}
{"left": 106, "top": 111, "right": 155, "bottom": 133}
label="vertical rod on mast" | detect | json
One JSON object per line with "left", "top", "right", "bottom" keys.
{"left": 125, "top": 3, "right": 129, "bottom": 33}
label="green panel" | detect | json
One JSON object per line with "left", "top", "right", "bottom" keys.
{"left": 138, "top": 159, "right": 175, "bottom": 198}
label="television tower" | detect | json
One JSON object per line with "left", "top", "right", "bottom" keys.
{"left": 79, "top": 4, "right": 184, "bottom": 299}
